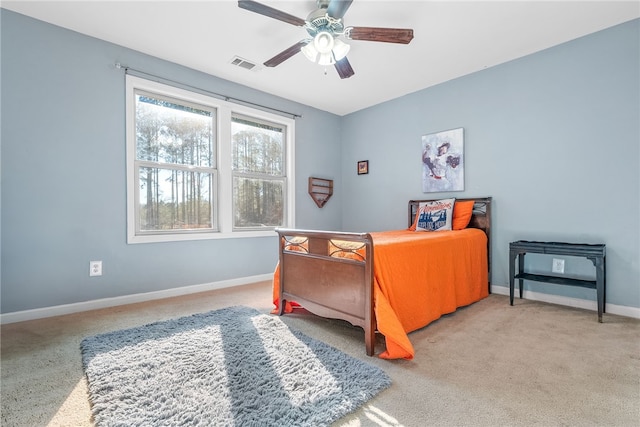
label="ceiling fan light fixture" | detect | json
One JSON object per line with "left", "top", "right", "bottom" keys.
{"left": 332, "top": 38, "right": 350, "bottom": 61}
{"left": 301, "top": 42, "right": 318, "bottom": 62}
{"left": 317, "top": 52, "right": 335, "bottom": 66}
{"left": 313, "top": 31, "right": 334, "bottom": 54}
{"left": 302, "top": 32, "right": 350, "bottom": 66}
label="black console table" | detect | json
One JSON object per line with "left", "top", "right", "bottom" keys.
{"left": 509, "top": 241, "right": 606, "bottom": 322}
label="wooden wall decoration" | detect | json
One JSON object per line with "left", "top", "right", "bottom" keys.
{"left": 308, "top": 177, "right": 333, "bottom": 208}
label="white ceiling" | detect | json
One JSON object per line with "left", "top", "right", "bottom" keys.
{"left": 3, "top": 1, "right": 639, "bottom": 115}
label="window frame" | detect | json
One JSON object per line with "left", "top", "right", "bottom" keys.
{"left": 126, "top": 75, "right": 295, "bottom": 243}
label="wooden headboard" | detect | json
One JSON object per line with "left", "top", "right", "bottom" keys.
{"left": 408, "top": 197, "right": 492, "bottom": 289}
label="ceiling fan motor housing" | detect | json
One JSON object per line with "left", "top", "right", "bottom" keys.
{"left": 305, "top": 8, "right": 344, "bottom": 37}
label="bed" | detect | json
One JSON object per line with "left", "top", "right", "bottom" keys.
{"left": 273, "top": 197, "right": 492, "bottom": 360}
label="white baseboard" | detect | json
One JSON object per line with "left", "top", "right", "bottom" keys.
{"left": 491, "top": 285, "right": 640, "bottom": 319}
{"left": 0, "top": 274, "right": 273, "bottom": 325}
{"left": 4, "top": 279, "right": 637, "bottom": 325}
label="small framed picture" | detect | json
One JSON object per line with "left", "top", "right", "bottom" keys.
{"left": 357, "top": 160, "right": 369, "bottom": 175}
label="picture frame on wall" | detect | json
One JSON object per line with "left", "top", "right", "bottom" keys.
{"left": 357, "top": 160, "right": 369, "bottom": 175}
{"left": 421, "top": 128, "right": 464, "bottom": 192}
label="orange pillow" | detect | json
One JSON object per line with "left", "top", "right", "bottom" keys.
{"left": 452, "top": 200, "right": 474, "bottom": 230}
{"left": 409, "top": 212, "right": 419, "bottom": 231}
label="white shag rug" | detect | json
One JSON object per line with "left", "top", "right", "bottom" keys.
{"left": 80, "top": 306, "right": 390, "bottom": 426}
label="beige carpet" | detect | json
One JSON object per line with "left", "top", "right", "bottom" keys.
{"left": 1, "top": 281, "right": 639, "bottom": 426}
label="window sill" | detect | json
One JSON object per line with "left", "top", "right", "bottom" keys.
{"left": 127, "top": 229, "right": 278, "bottom": 244}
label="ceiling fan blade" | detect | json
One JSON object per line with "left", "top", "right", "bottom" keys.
{"left": 334, "top": 57, "right": 355, "bottom": 79}
{"left": 264, "top": 40, "right": 310, "bottom": 67}
{"left": 346, "top": 27, "right": 414, "bottom": 44}
{"left": 327, "top": 0, "right": 353, "bottom": 19}
{"left": 238, "top": 0, "right": 306, "bottom": 26}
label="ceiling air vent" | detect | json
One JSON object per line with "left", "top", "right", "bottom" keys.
{"left": 230, "top": 56, "right": 261, "bottom": 71}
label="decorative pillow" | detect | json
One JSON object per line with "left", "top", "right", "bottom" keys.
{"left": 415, "top": 198, "right": 455, "bottom": 232}
{"left": 452, "top": 200, "right": 475, "bottom": 230}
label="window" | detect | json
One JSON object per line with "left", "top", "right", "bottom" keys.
{"left": 134, "top": 91, "right": 217, "bottom": 234}
{"left": 126, "top": 76, "right": 295, "bottom": 243}
{"left": 231, "top": 115, "right": 285, "bottom": 230}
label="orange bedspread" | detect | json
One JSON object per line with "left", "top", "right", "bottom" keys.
{"left": 273, "top": 228, "right": 488, "bottom": 360}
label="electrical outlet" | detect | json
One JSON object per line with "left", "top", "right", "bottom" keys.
{"left": 552, "top": 258, "right": 565, "bottom": 274}
{"left": 90, "top": 261, "right": 103, "bottom": 277}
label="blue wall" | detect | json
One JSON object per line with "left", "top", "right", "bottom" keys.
{"left": 341, "top": 19, "right": 639, "bottom": 309}
{"left": 2, "top": 9, "right": 638, "bottom": 313}
{"left": 0, "top": 9, "right": 342, "bottom": 313}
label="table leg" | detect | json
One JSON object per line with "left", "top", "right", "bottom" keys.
{"left": 518, "top": 253, "right": 525, "bottom": 300}
{"left": 509, "top": 251, "right": 516, "bottom": 305}
{"left": 595, "top": 256, "right": 605, "bottom": 323}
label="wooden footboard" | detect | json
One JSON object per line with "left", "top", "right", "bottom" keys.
{"left": 275, "top": 229, "right": 376, "bottom": 355}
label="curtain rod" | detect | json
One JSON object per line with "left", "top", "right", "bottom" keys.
{"left": 115, "top": 63, "right": 303, "bottom": 119}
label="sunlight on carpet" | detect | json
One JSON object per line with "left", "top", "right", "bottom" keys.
{"left": 251, "top": 315, "right": 341, "bottom": 406}
{"left": 339, "top": 404, "right": 403, "bottom": 427}
{"left": 46, "top": 378, "right": 91, "bottom": 426}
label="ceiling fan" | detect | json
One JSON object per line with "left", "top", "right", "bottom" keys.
{"left": 238, "top": 0, "right": 414, "bottom": 79}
